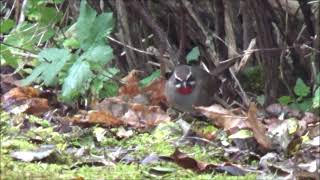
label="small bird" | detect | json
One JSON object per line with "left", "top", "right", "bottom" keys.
{"left": 165, "top": 65, "right": 221, "bottom": 113}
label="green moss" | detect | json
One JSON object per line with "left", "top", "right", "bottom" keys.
{"left": 28, "top": 115, "right": 50, "bottom": 128}
{"left": 1, "top": 138, "right": 36, "bottom": 151}
{"left": 0, "top": 111, "right": 257, "bottom": 179}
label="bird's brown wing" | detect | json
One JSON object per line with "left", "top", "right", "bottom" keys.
{"left": 192, "top": 67, "right": 221, "bottom": 106}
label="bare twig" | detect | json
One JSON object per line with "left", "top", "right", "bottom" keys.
{"left": 18, "top": 0, "right": 28, "bottom": 25}
{"left": 0, "top": 42, "right": 37, "bottom": 55}
{"left": 235, "top": 38, "right": 256, "bottom": 73}
{"left": 6, "top": 0, "right": 16, "bottom": 19}
{"left": 230, "top": 68, "right": 250, "bottom": 107}
{"left": 147, "top": 61, "right": 160, "bottom": 67}
{"left": 106, "top": 36, "right": 160, "bottom": 57}
{"left": 10, "top": 51, "right": 38, "bottom": 58}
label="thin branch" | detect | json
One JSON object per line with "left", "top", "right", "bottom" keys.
{"left": 18, "top": 0, "right": 28, "bottom": 25}
{"left": 106, "top": 36, "right": 164, "bottom": 57}
{"left": 0, "top": 42, "right": 37, "bottom": 55}
{"left": 230, "top": 68, "right": 250, "bottom": 107}
{"left": 10, "top": 51, "right": 38, "bottom": 58}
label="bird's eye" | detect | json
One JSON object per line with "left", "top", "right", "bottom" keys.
{"left": 175, "top": 79, "right": 182, "bottom": 84}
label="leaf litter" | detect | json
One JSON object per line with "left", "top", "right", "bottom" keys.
{"left": 1, "top": 69, "right": 319, "bottom": 179}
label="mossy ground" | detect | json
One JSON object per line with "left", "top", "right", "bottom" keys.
{"left": 0, "top": 111, "right": 256, "bottom": 179}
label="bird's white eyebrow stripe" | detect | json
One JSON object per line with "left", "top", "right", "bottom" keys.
{"left": 174, "top": 72, "right": 183, "bottom": 81}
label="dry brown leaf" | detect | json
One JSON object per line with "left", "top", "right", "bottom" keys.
{"left": 196, "top": 103, "right": 272, "bottom": 150}
{"left": 246, "top": 103, "right": 272, "bottom": 150}
{"left": 118, "top": 70, "right": 141, "bottom": 97}
{"left": 2, "top": 87, "right": 40, "bottom": 101}
{"left": 88, "top": 111, "right": 123, "bottom": 126}
{"left": 94, "top": 97, "right": 129, "bottom": 117}
{"left": 123, "top": 103, "right": 170, "bottom": 128}
{"left": 1, "top": 87, "right": 49, "bottom": 115}
{"left": 76, "top": 97, "right": 170, "bottom": 128}
{"left": 168, "top": 149, "right": 247, "bottom": 175}
{"left": 70, "top": 110, "right": 123, "bottom": 127}
{"left": 142, "top": 78, "right": 167, "bottom": 105}
{"left": 24, "top": 98, "right": 49, "bottom": 115}
{"left": 194, "top": 104, "right": 247, "bottom": 131}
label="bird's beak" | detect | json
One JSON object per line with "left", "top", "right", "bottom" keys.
{"left": 183, "top": 81, "right": 187, "bottom": 88}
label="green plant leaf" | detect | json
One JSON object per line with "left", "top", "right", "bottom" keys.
{"left": 76, "top": 0, "right": 114, "bottom": 50}
{"left": 104, "top": 68, "right": 119, "bottom": 78}
{"left": 91, "top": 78, "right": 104, "bottom": 96}
{"left": 82, "top": 45, "right": 114, "bottom": 64}
{"left": 20, "top": 63, "right": 48, "bottom": 86}
{"left": 91, "top": 67, "right": 119, "bottom": 98}
{"left": 290, "top": 98, "right": 313, "bottom": 111}
{"left": 26, "top": 1, "right": 63, "bottom": 25}
{"left": 76, "top": 0, "right": 97, "bottom": 49}
{"left": 21, "top": 48, "right": 71, "bottom": 86}
{"left": 229, "top": 130, "right": 253, "bottom": 139}
{"left": 63, "top": 38, "right": 80, "bottom": 49}
{"left": 278, "top": 96, "right": 293, "bottom": 105}
{"left": 39, "top": 7, "right": 63, "bottom": 25}
{"left": 39, "top": 48, "right": 71, "bottom": 86}
{"left": 103, "top": 82, "right": 119, "bottom": 97}
{"left": 0, "top": 19, "right": 15, "bottom": 34}
{"left": 140, "top": 70, "right": 161, "bottom": 87}
{"left": 0, "top": 45, "right": 18, "bottom": 67}
{"left": 313, "top": 87, "right": 320, "bottom": 109}
{"left": 294, "top": 78, "right": 310, "bottom": 97}
{"left": 62, "top": 60, "right": 93, "bottom": 102}
{"left": 186, "top": 47, "right": 200, "bottom": 63}
{"left": 5, "top": 22, "right": 54, "bottom": 52}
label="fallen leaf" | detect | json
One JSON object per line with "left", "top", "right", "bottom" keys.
{"left": 149, "top": 166, "right": 176, "bottom": 175}
{"left": 141, "top": 154, "right": 161, "bottom": 165}
{"left": 266, "top": 103, "right": 303, "bottom": 119}
{"left": 123, "top": 104, "right": 170, "bottom": 128}
{"left": 194, "top": 104, "right": 247, "bottom": 131}
{"left": 72, "top": 98, "right": 170, "bottom": 128}
{"left": 116, "top": 127, "right": 134, "bottom": 138}
{"left": 246, "top": 103, "right": 272, "bottom": 150}
{"left": 168, "top": 149, "right": 248, "bottom": 175}
{"left": 142, "top": 78, "right": 167, "bottom": 105}
{"left": 1, "top": 87, "right": 49, "bottom": 115}
{"left": 11, "top": 145, "right": 55, "bottom": 162}
{"left": 24, "top": 98, "right": 50, "bottom": 115}
{"left": 70, "top": 110, "right": 123, "bottom": 127}
{"left": 118, "top": 70, "right": 141, "bottom": 97}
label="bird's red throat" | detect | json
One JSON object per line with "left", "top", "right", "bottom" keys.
{"left": 177, "top": 87, "right": 193, "bottom": 95}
